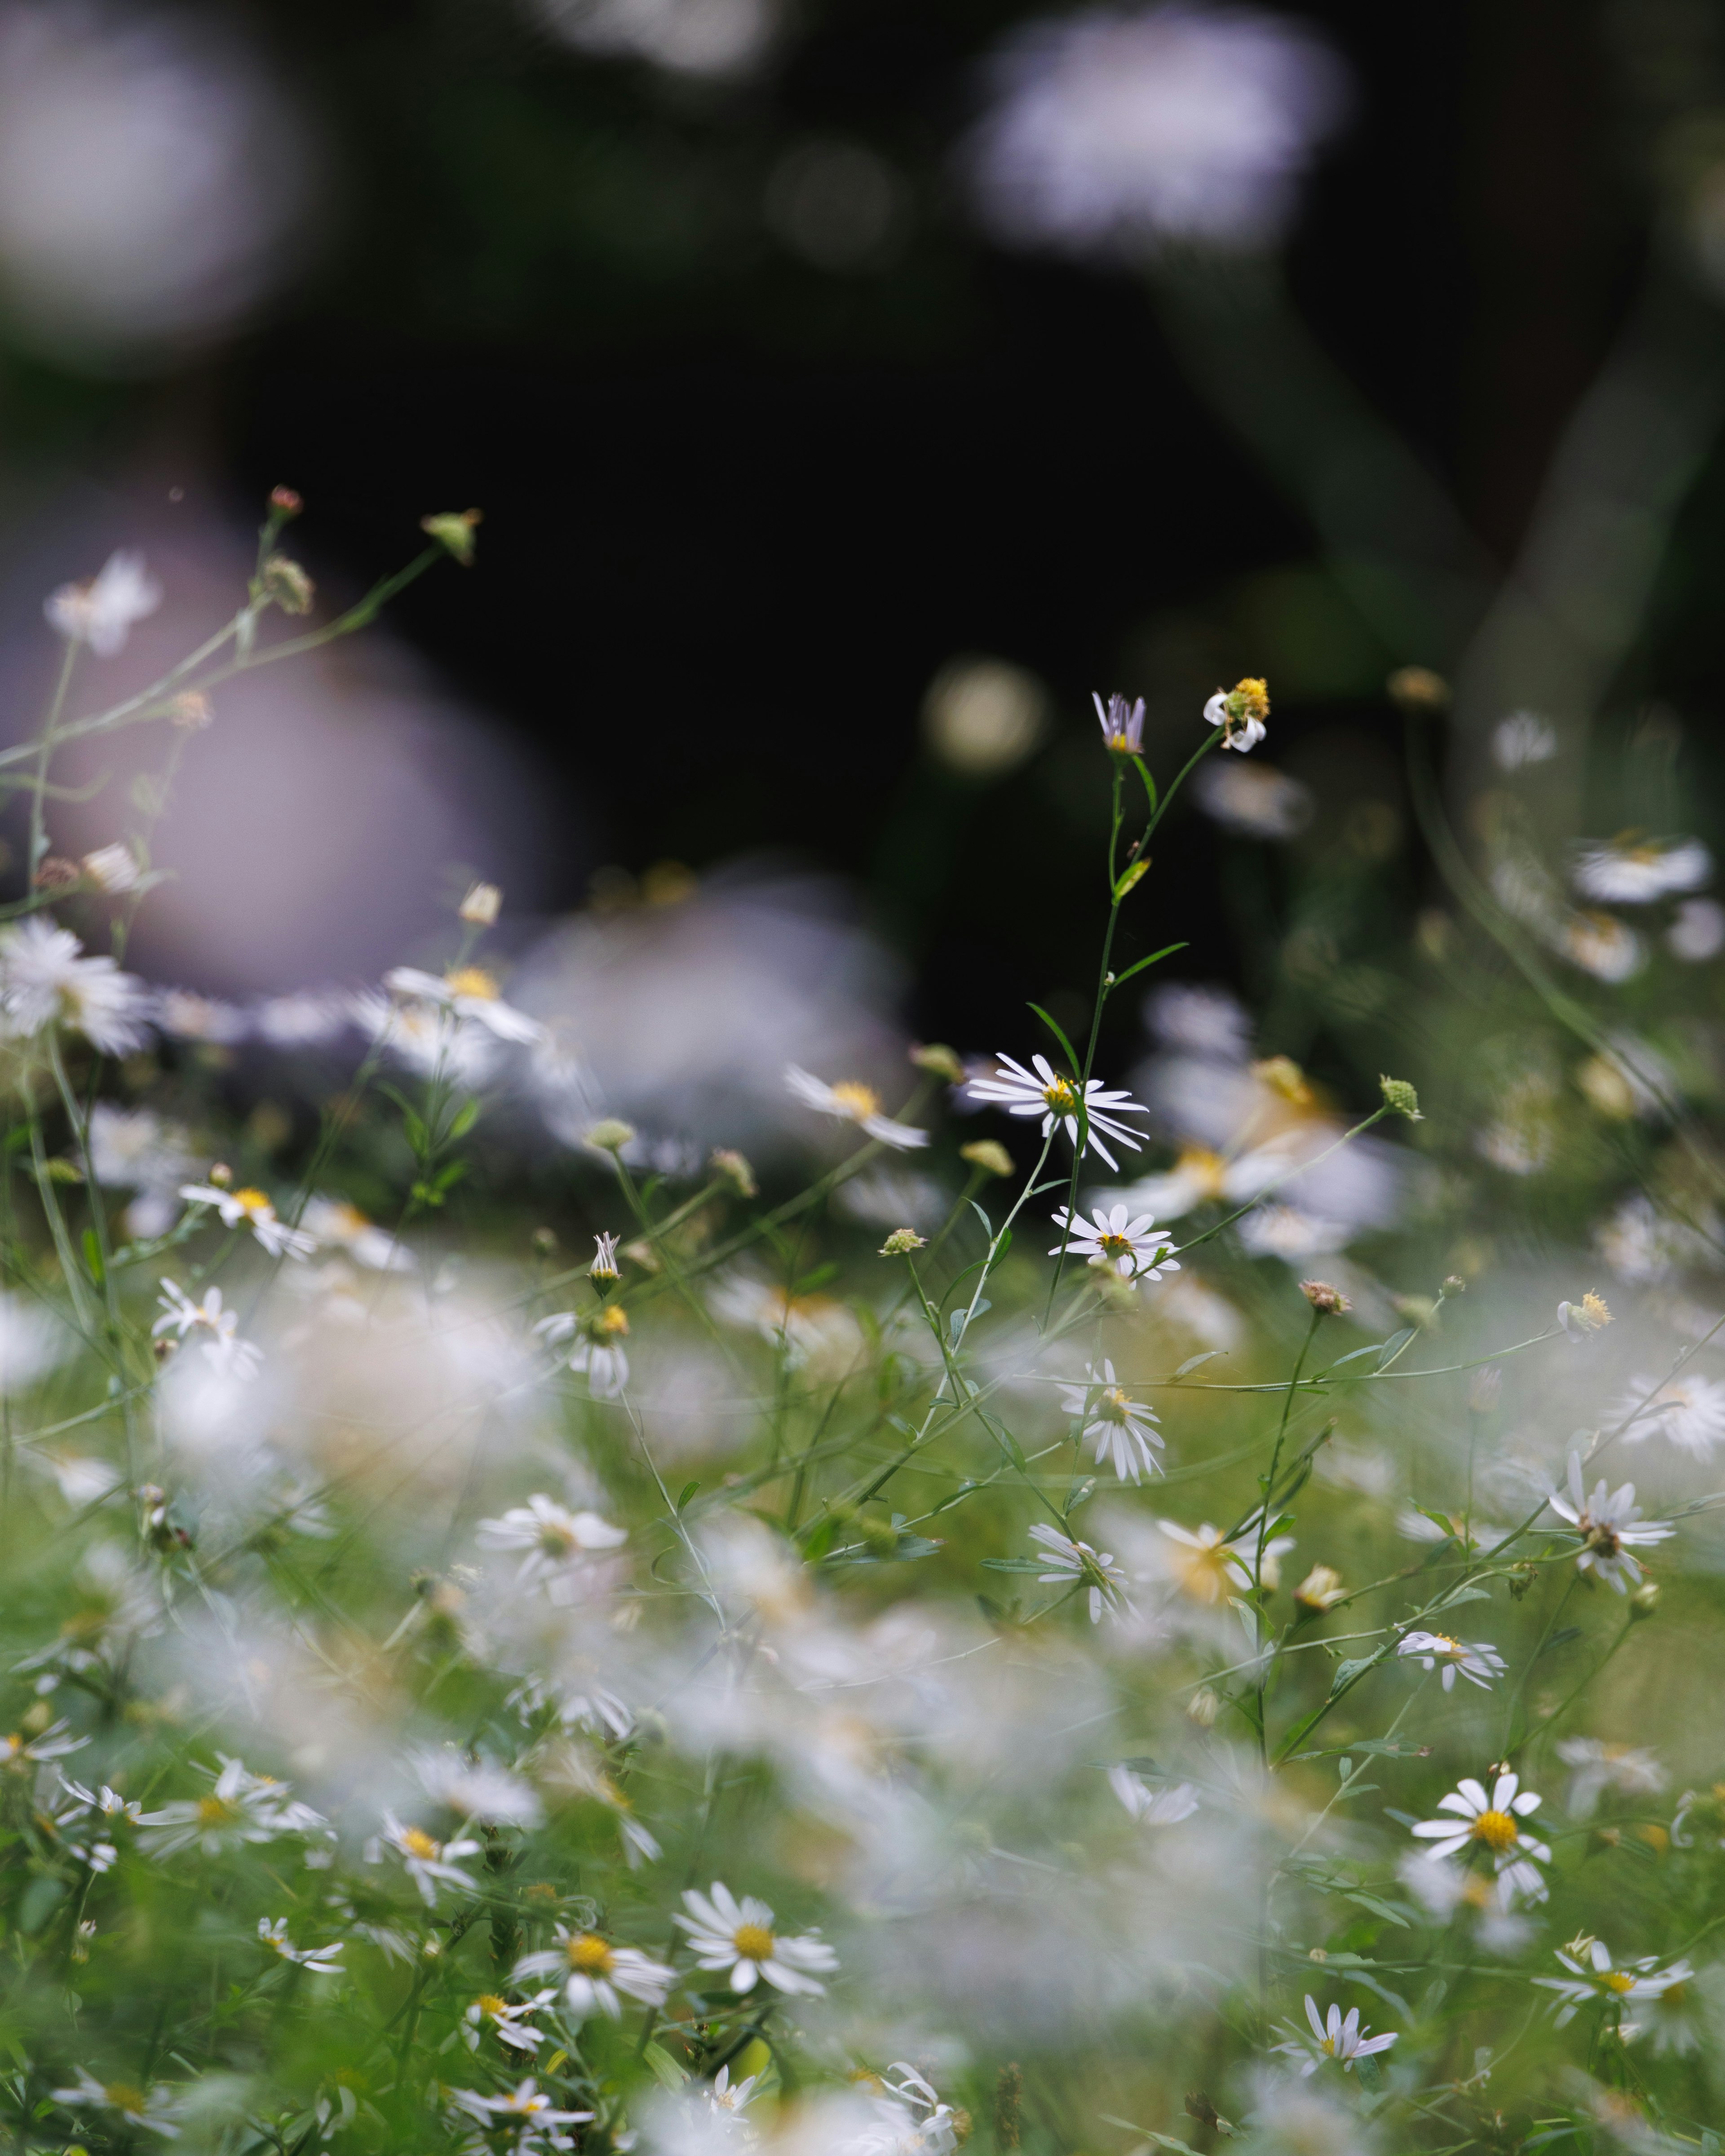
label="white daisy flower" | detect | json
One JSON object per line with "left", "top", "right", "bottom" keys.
{"left": 86, "top": 1103, "right": 193, "bottom": 1194}
{"left": 1669, "top": 896, "right": 1725, "bottom": 961}
{"left": 414, "top": 1749, "right": 544, "bottom": 1828}
{"left": 176, "top": 1181, "right": 315, "bottom": 1261}
{"left": 1492, "top": 711, "right": 1558, "bottom": 770}
{"left": 1107, "top": 1764, "right": 1199, "bottom": 1825}
{"left": 1155, "top": 1515, "right": 1293, "bottom": 1603}
{"left": 138, "top": 1757, "right": 323, "bottom": 1857}
{"left": 300, "top": 1197, "right": 412, "bottom": 1271}
{"left": 1534, "top": 1937, "right": 1690, "bottom": 2025}
{"left": 1628, "top": 1968, "right": 1705, "bottom": 2054}
{"left": 151, "top": 1278, "right": 262, "bottom": 1379}
{"left": 1028, "top": 1520, "right": 1132, "bottom": 1623}
{"left": 1394, "top": 1852, "right": 1534, "bottom": 1951}
{"left": 476, "top": 1493, "right": 627, "bottom": 1580}
{"left": 257, "top": 1918, "right": 343, "bottom": 1973}
{"left": 0, "top": 917, "right": 149, "bottom": 1054}
{"left": 784, "top": 1065, "right": 929, "bottom": 1150}
{"left": 44, "top": 550, "right": 162, "bottom": 656}
{"left": 1562, "top": 910, "right": 1645, "bottom": 982}
{"left": 82, "top": 842, "right": 141, "bottom": 895}
{"left": 1573, "top": 835, "right": 1712, "bottom": 904}
{"left": 1194, "top": 757, "right": 1312, "bottom": 837}
{"left": 1409, "top": 1769, "right": 1549, "bottom": 1896}
{"left": 511, "top": 1926, "right": 677, "bottom": 2020}
{"left": 1276, "top": 1994, "right": 1398, "bottom": 2076}
{"left": 1203, "top": 676, "right": 1269, "bottom": 752}
{"left": 463, "top": 1990, "right": 557, "bottom": 2052}
{"left": 674, "top": 1880, "right": 837, "bottom": 1995}
{"left": 383, "top": 963, "right": 545, "bottom": 1044}
{"left": 379, "top": 1812, "right": 481, "bottom": 1905}
{"left": 1093, "top": 690, "right": 1145, "bottom": 754}
{"left": 1049, "top": 1202, "right": 1178, "bottom": 1280}
{"left": 1396, "top": 1630, "right": 1506, "bottom": 1691}
{"left": 534, "top": 1310, "right": 633, "bottom": 1399}
{"left": 967, "top": 1051, "right": 1149, "bottom": 1170}
{"left": 1554, "top": 1738, "right": 1668, "bottom": 1818}
{"left": 153, "top": 988, "right": 249, "bottom": 1045}
{"left": 0, "top": 1717, "right": 87, "bottom": 1770}
{"left": 1059, "top": 1359, "right": 1163, "bottom": 1481}
{"left": 1544, "top": 1452, "right": 1674, "bottom": 1591}
{"left": 448, "top": 2080, "right": 592, "bottom": 2133}
{"left": 50, "top": 2069, "right": 181, "bottom": 2138}
{"left": 1616, "top": 1372, "right": 1725, "bottom": 1460}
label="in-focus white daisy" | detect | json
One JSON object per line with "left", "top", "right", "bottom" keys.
{"left": 1049, "top": 1201, "right": 1178, "bottom": 1280}
{"left": 1554, "top": 1738, "right": 1668, "bottom": 1818}
{"left": 447, "top": 2080, "right": 592, "bottom": 2134}
{"left": 1544, "top": 1453, "right": 1674, "bottom": 1592}
{"left": 1669, "top": 896, "right": 1725, "bottom": 961}
{"left": 1562, "top": 910, "right": 1645, "bottom": 982}
{"left": 1492, "top": 711, "right": 1558, "bottom": 771}
{"left": 257, "top": 1917, "right": 343, "bottom": 1973}
{"left": 1574, "top": 835, "right": 1712, "bottom": 904}
{"left": 463, "top": 1990, "right": 556, "bottom": 2052}
{"left": 1203, "top": 677, "right": 1269, "bottom": 752}
{"left": 1029, "top": 1520, "right": 1132, "bottom": 1622}
{"left": 44, "top": 550, "right": 162, "bottom": 655}
{"left": 1409, "top": 1770, "right": 1549, "bottom": 1899}
{"left": 1534, "top": 1937, "right": 1690, "bottom": 2025}
{"left": 477, "top": 1493, "right": 626, "bottom": 1580}
{"left": 1093, "top": 689, "right": 1144, "bottom": 754}
{"left": 512, "top": 1926, "right": 677, "bottom": 2020}
{"left": 674, "top": 1881, "right": 837, "bottom": 1995}
{"left": 1194, "top": 757, "right": 1312, "bottom": 838}
{"left": 1107, "top": 1763, "right": 1199, "bottom": 1825}
{"left": 535, "top": 1309, "right": 632, "bottom": 1400}
{"left": 151, "top": 1278, "right": 261, "bottom": 1378}
{"left": 1396, "top": 1630, "right": 1506, "bottom": 1692}
{"left": 383, "top": 963, "right": 545, "bottom": 1045}
{"left": 1059, "top": 1359, "right": 1163, "bottom": 1481}
{"left": 50, "top": 2069, "right": 181, "bottom": 2138}
{"left": 1276, "top": 1995, "right": 1398, "bottom": 2076}
{"left": 300, "top": 1197, "right": 411, "bottom": 1271}
{"left": 968, "top": 1052, "right": 1149, "bottom": 1170}
{"left": 0, "top": 918, "right": 149, "bottom": 1054}
{"left": 962, "top": 2, "right": 1347, "bottom": 257}
{"left": 138, "top": 1757, "right": 323, "bottom": 1857}
{"left": 1154, "top": 1515, "right": 1293, "bottom": 1602}
{"left": 379, "top": 1812, "right": 480, "bottom": 1905}
{"left": 1616, "top": 1372, "right": 1725, "bottom": 1460}
{"left": 176, "top": 1181, "right": 315, "bottom": 1260}
{"left": 783, "top": 1065, "right": 929, "bottom": 1150}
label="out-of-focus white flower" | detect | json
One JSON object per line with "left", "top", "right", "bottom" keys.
{"left": 1595, "top": 1194, "right": 1711, "bottom": 1285}
{"left": 1409, "top": 1769, "right": 1548, "bottom": 1899}
{"left": 252, "top": 990, "right": 353, "bottom": 1048}
{"left": 512, "top": 1926, "right": 676, "bottom": 2021}
{"left": 152, "top": 1278, "right": 261, "bottom": 1378}
{"left": 300, "top": 1197, "right": 411, "bottom": 1272}
{"left": 1236, "top": 1203, "right": 1347, "bottom": 1259}
{"left": 535, "top": 1310, "right": 633, "bottom": 1400}
{"left": 784, "top": 1065, "right": 929, "bottom": 1150}
{"left": 1668, "top": 896, "right": 1725, "bottom": 961}
{"left": 1394, "top": 1851, "right": 1532, "bottom": 1950}
{"left": 709, "top": 1275, "right": 862, "bottom": 1371}
{"left": 81, "top": 840, "right": 141, "bottom": 893}
{"left": 1555, "top": 1738, "right": 1667, "bottom": 1818}
{"left": 1193, "top": 756, "right": 1312, "bottom": 837}
{"left": 1050, "top": 1201, "right": 1178, "bottom": 1281}
{"left": 1534, "top": 1937, "right": 1690, "bottom": 2025}
{"left": 0, "top": 917, "right": 149, "bottom": 1052}
{"left": 531, "top": 0, "right": 778, "bottom": 78}
{"left": 969, "top": 1052, "right": 1148, "bottom": 1171}
{"left": 1144, "top": 981, "right": 1252, "bottom": 1062}
{"left": 1029, "top": 1520, "right": 1132, "bottom": 1623}
{"left": 1275, "top": 1994, "right": 1398, "bottom": 2076}
{"left": 1544, "top": 1453, "right": 1673, "bottom": 1592}
{"left": 1616, "top": 1372, "right": 1725, "bottom": 1460}
{"left": 257, "top": 1917, "right": 343, "bottom": 1974}
{"left": 832, "top": 1166, "right": 947, "bottom": 1230}
{"left": 415, "top": 1748, "right": 544, "bottom": 1829}
{"left": 44, "top": 550, "right": 161, "bottom": 654}
{"left": 674, "top": 1881, "right": 837, "bottom": 1995}
{"left": 0, "top": 1716, "right": 85, "bottom": 1769}
{"left": 1492, "top": 710, "right": 1559, "bottom": 770}
{"left": 1155, "top": 1515, "right": 1292, "bottom": 1601}
{"left": 177, "top": 1181, "right": 315, "bottom": 1260}
{"left": 1574, "top": 835, "right": 1712, "bottom": 904}
{"left": 1107, "top": 1763, "right": 1199, "bottom": 1825}
{"left": 1396, "top": 1630, "right": 1505, "bottom": 1691}
{"left": 448, "top": 2079, "right": 592, "bottom": 2136}
{"left": 1562, "top": 911, "right": 1645, "bottom": 981}
{"left": 841, "top": 2067, "right": 962, "bottom": 2156}
{"left": 0, "top": 7, "right": 312, "bottom": 362}
{"left": 87, "top": 1103, "right": 191, "bottom": 1195}
{"left": 962, "top": 2, "right": 1347, "bottom": 258}
{"left": 1059, "top": 1359, "right": 1163, "bottom": 1481}
{"left": 154, "top": 987, "right": 248, "bottom": 1045}
{"left": 0, "top": 1289, "right": 72, "bottom": 1394}
{"left": 50, "top": 2069, "right": 182, "bottom": 2139}
{"left": 921, "top": 657, "right": 1048, "bottom": 776}
{"left": 384, "top": 963, "right": 545, "bottom": 1045}
{"left": 379, "top": 1811, "right": 480, "bottom": 1905}
{"left": 138, "top": 1756, "right": 324, "bottom": 1857}
{"left": 463, "top": 1990, "right": 556, "bottom": 2053}
{"left": 41, "top": 1451, "right": 122, "bottom": 1505}
{"left": 477, "top": 1493, "right": 627, "bottom": 1581}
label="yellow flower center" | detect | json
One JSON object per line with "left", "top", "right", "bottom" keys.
{"left": 1470, "top": 1809, "right": 1519, "bottom": 1853}
{"left": 233, "top": 1188, "right": 273, "bottom": 1218}
{"left": 1603, "top": 1970, "right": 1636, "bottom": 1995}
{"left": 1582, "top": 1291, "right": 1611, "bottom": 1326}
{"left": 105, "top": 2085, "right": 148, "bottom": 2115}
{"left": 1431, "top": 1634, "right": 1462, "bottom": 1657}
{"left": 197, "top": 1794, "right": 239, "bottom": 1829}
{"left": 1097, "top": 1233, "right": 1132, "bottom": 1259}
{"left": 538, "top": 1523, "right": 577, "bottom": 1557}
{"left": 1169, "top": 1539, "right": 1233, "bottom": 1604}
{"left": 732, "top": 1923, "right": 776, "bottom": 1961}
{"left": 1318, "top": 2036, "right": 1336, "bottom": 2056}
{"left": 446, "top": 967, "right": 498, "bottom": 1001}
{"left": 478, "top": 1993, "right": 509, "bottom": 2016}
{"left": 1099, "top": 1386, "right": 1132, "bottom": 1422}
{"left": 567, "top": 1934, "right": 615, "bottom": 1973}
{"left": 1042, "top": 1078, "right": 1080, "bottom": 1116}
{"left": 594, "top": 1305, "right": 630, "bottom": 1338}
{"left": 828, "top": 1081, "right": 881, "bottom": 1121}
{"left": 1178, "top": 1145, "right": 1228, "bottom": 1197}
{"left": 401, "top": 1825, "right": 439, "bottom": 1860}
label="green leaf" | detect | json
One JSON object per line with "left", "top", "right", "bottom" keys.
{"left": 1108, "top": 941, "right": 1190, "bottom": 992}
{"left": 1341, "top": 1891, "right": 1413, "bottom": 1930}
{"left": 18, "top": 1875, "right": 67, "bottom": 1933}
{"left": 967, "top": 1199, "right": 994, "bottom": 1240}
{"left": 675, "top": 1481, "right": 700, "bottom": 1510}
{"left": 1375, "top": 1326, "right": 1416, "bottom": 1369}
{"left": 980, "top": 1557, "right": 1046, "bottom": 1575}
{"left": 1535, "top": 1624, "right": 1585, "bottom": 1659}
{"left": 1430, "top": 1583, "right": 1492, "bottom": 1612}
{"left": 1111, "top": 858, "right": 1150, "bottom": 902}
{"left": 641, "top": 2042, "right": 688, "bottom": 2092}
{"left": 81, "top": 1228, "right": 104, "bottom": 1287}
{"left": 446, "top": 1097, "right": 482, "bottom": 1142}
{"left": 948, "top": 1299, "right": 991, "bottom": 1343}
{"left": 1328, "top": 1655, "right": 1378, "bottom": 1697}
{"left": 1026, "top": 1002, "right": 1080, "bottom": 1077}
{"left": 1172, "top": 1349, "right": 1223, "bottom": 1378}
